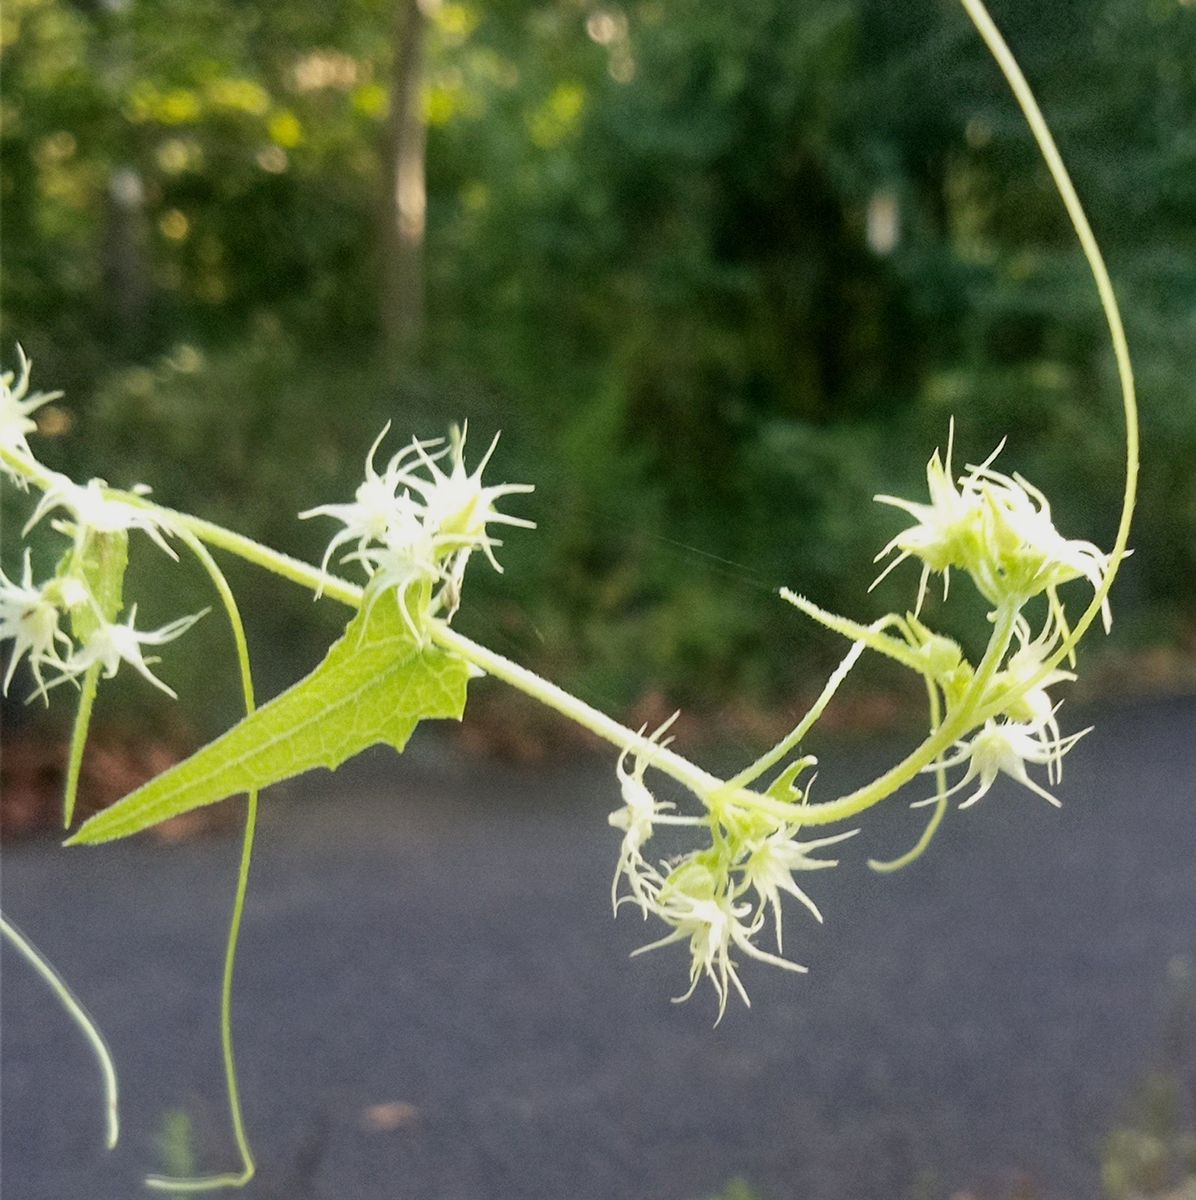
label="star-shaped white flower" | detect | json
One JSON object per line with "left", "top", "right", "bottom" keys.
{"left": 299, "top": 425, "right": 447, "bottom": 588}
{"left": 872, "top": 421, "right": 987, "bottom": 608}
{"left": 608, "top": 713, "right": 701, "bottom": 914}
{"left": 969, "top": 460, "right": 1113, "bottom": 629}
{"left": 916, "top": 717, "right": 1090, "bottom": 810}
{"left": 631, "top": 858, "right": 806, "bottom": 1023}
{"left": 403, "top": 424, "right": 535, "bottom": 575}
{"left": 24, "top": 477, "right": 176, "bottom": 559}
{"left": 0, "top": 551, "right": 73, "bottom": 698}
{"left": 62, "top": 605, "right": 206, "bottom": 698}
{"left": 991, "top": 616, "right": 1078, "bottom": 778}
{"left": 741, "top": 825, "right": 857, "bottom": 952}
{"left": 873, "top": 422, "right": 1114, "bottom": 622}
{"left": 301, "top": 423, "right": 534, "bottom": 627}
{"left": 1, "top": 348, "right": 62, "bottom": 479}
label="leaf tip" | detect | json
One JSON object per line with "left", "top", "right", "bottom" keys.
{"left": 62, "top": 817, "right": 105, "bottom": 848}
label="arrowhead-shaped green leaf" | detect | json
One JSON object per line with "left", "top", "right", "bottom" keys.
{"left": 67, "top": 599, "right": 470, "bottom": 846}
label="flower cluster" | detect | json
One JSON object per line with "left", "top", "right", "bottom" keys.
{"left": 624, "top": 421, "right": 1117, "bottom": 1015}
{"left": 868, "top": 431, "right": 1110, "bottom": 808}
{"left": 610, "top": 728, "right": 855, "bottom": 1021}
{"left": 874, "top": 422, "right": 1111, "bottom": 625}
{"left": 803, "top": 426, "right": 1113, "bottom": 813}
{"left": 302, "top": 423, "right": 534, "bottom": 636}
{"left": 0, "top": 510, "right": 206, "bottom": 703}
{"left": 0, "top": 359, "right": 203, "bottom": 702}
{"left": 1, "top": 548, "right": 203, "bottom": 702}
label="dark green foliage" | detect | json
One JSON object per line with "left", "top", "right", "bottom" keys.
{"left": 3, "top": 0, "right": 1193, "bottom": 715}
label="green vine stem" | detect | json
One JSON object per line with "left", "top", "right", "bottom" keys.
{"left": 0, "top": 913, "right": 120, "bottom": 1149}
{"left": 144, "top": 529, "right": 258, "bottom": 1192}
{"left": 781, "top": 599, "right": 1023, "bottom": 827}
{"left": 959, "top": 0, "right": 1139, "bottom": 676}
{"left": 723, "top": 624, "right": 877, "bottom": 793}
{"left": 429, "top": 621, "right": 726, "bottom": 799}
{"left": 62, "top": 663, "right": 101, "bottom": 828}
{"left": 869, "top": 676, "right": 949, "bottom": 873}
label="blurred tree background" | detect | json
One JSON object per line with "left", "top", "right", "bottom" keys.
{"left": 2, "top": 0, "right": 1194, "bottom": 737}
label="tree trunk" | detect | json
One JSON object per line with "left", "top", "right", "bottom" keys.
{"left": 97, "top": 0, "right": 152, "bottom": 352}
{"left": 381, "top": 0, "right": 432, "bottom": 359}
{"left": 101, "top": 165, "right": 150, "bottom": 351}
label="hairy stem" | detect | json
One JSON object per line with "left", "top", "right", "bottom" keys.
{"left": 784, "top": 601, "right": 1020, "bottom": 827}
{"left": 144, "top": 505, "right": 364, "bottom": 611}
{"left": 430, "top": 623, "right": 725, "bottom": 799}
{"left": 724, "top": 623, "right": 875, "bottom": 792}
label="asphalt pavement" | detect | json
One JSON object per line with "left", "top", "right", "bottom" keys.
{"left": 3, "top": 692, "right": 1195, "bottom": 1200}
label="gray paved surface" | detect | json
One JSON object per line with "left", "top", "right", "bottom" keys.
{"left": 3, "top": 694, "right": 1195, "bottom": 1200}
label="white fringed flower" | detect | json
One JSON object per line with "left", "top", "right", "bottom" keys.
{"left": 631, "top": 858, "right": 806, "bottom": 1023}
{"left": 872, "top": 422, "right": 987, "bottom": 608}
{"left": 990, "top": 616, "right": 1078, "bottom": 774}
{"left": 917, "top": 716, "right": 1090, "bottom": 810}
{"left": 608, "top": 713, "right": 702, "bottom": 913}
{"left": 1, "top": 348, "right": 62, "bottom": 479}
{"left": 403, "top": 424, "right": 536, "bottom": 575}
{"left": 741, "top": 825, "right": 857, "bottom": 952}
{"left": 299, "top": 425, "right": 447, "bottom": 586}
{"left": 0, "top": 551, "right": 73, "bottom": 697}
{"left": 969, "top": 460, "right": 1113, "bottom": 629}
{"left": 24, "top": 477, "right": 176, "bottom": 559}
{"left": 60, "top": 605, "right": 206, "bottom": 698}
